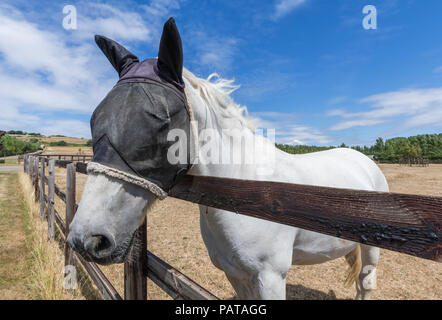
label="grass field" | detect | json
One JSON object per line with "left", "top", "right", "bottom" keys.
{"left": 0, "top": 157, "right": 20, "bottom": 166}
{"left": 42, "top": 146, "right": 92, "bottom": 155}
{"left": 10, "top": 134, "right": 89, "bottom": 145}
{"left": 0, "top": 172, "right": 30, "bottom": 299}
{"left": 46, "top": 163, "right": 441, "bottom": 300}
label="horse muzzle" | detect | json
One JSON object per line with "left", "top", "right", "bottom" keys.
{"left": 67, "top": 230, "right": 123, "bottom": 265}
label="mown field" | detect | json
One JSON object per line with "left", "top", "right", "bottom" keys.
{"left": 47, "top": 163, "right": 441, "bottom": 300}
{"left": 10, "top": 135, "right": 89, "bottom": 145}
{"left": 6, "top": 135, "right": 92, "bottom": 156}
{"left": 42, "top": 146, "right": 92, "bottom": 155}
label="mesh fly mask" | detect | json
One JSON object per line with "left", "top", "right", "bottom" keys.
{"left": 89, "top": 18, "right": 192, "bottom": 199}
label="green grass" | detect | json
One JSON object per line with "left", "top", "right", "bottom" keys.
{"left": 0, "top": 158, "right": 21, "bottom": 166}
{"left": 0, "top": 172, "right": 32, "bottom": 299}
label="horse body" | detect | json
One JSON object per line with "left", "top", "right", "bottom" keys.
{"left": 184, "top": 70, "right": 388, "bottom": 299}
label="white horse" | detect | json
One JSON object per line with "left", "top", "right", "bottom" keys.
{"left": 68, "top": 20, "right": 388, "bottom": 300}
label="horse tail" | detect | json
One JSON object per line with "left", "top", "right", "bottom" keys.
{"left": 344, "top": 245, "right": 362, "bottom": 287}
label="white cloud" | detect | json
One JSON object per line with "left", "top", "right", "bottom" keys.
{"left": 278, "top": 125, "right": 331, "bottom": 145}
{"left": 0, "top": 104, "right": 91, "bottom": 138}
{"left": 188, "top": 31, "right": 238, "bottom": 72}
{"left": 143, "top": 0, "right": 180, "bottom": 19}
{"left": 0, "top": 6, "right": 117, "bottom": 137}
{"left": 0, "top": 106, "right": 40, "bottom": 129}
{"left": 327, "top": 96, "right": 348, "bottom": 105}
{"left": 0, "top": 3, "right": 173, "bottom": 137}
{"left": 330, "top": 119, "right": 386, "bottom": 131}
{"left": 38, "top": 120, "right": 92, "bottom": 138}
{"left": 328, "top": 87, "right": 442, "bottom": 131}
{"left": 251, "top": 111, "right": 331, "bottom": 145}
{"left": 272, "top": 0, "right": 306, "bottom": 20}
{"left": 433, "top": 66, "right": 442, "bottom": 73}
{"left": 75, "top": 3, "right": 151, "bottom": 42}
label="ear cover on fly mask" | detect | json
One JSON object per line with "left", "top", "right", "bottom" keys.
{"left": 88, "top": 18, "right": 192, "bottom": 199}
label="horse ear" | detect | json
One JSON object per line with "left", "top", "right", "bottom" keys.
{"left": 157, "top": 17, "right": 184, "bottom": 85}
{"left": 94, "top": 35, "right": 139, "bottom": 75}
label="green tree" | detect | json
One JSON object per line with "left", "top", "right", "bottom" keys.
{"left": 0, "top": 135, "right": 40, "bottom": 156}
{"left": 374, "top": 137, "right": 384, "bottom": 153}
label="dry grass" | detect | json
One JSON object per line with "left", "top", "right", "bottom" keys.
{"left": 11, "top": 135, "right": 89, "bottom": 145}
{"left": 18, "top": 172, "right": 101, "bottom": 300}
{"left": 10, "top": 134, "right": 92, "bottom": 156}
{"left": 18, "top": 172, "right": 75, "bottom": 299}
{"left": 0, "top": 157, "right": 20, "bottom": 166}
{"left": 43, "top": 146, "right": 92, "bottom": 155}
{"left": 26, "top": 163, "right": 442, "bottom": 300}
{"left": 379, "top": 163, "right": 442, "bottom": 196}
{"left": 0, "top": 172, "right": 30, "bottom": 299}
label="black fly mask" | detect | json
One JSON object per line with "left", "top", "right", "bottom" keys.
{"left": 89, "top": 18, "right": 192, "bottom": 199}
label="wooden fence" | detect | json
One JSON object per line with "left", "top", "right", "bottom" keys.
{"left": 23, "top": 154, "right": 441, "bottom": 300}
{"left": 399, "top": 158, "right": 430, "bottom": 167}
{"left": 39, "top": 154, "right": 93, "bottom": 162}
{"left": 19, "top": 154, "right": 92, "bottom": 164}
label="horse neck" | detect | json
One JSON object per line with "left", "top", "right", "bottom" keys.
{"left": 187, "top": 92, "right": 277, "bottom": 180}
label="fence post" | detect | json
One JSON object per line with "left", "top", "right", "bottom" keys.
{"left": 124, "top": 218, "right": 147, "bottom": 300}
{"left": 47, "top": 159, "right": 55, "bottom": 241}
{"left": 33, "top": 157, "right": 39, "bottom": 202}
{"left": 40, "top": 158, "right": 45, "bottom": 218}
{"left": 31, "top": 156, "right": 35, "bottom": 179}
{"left": 23, "top": 155, "right": 27, "bottom": 173}
{"left": 65, "top": 163, "right": 76, "bottom": 291}
{"left": 28, "top": 156, "right": 32, "bottom": 177}
{"left": 30, "top": 156, "right": 34, "bottom": 183}
{"left": 28, "top": 155, "right": 32, "bottom": 175}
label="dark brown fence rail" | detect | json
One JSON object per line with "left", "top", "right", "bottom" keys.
{"left": 23, "top": 154, "right": 441, "bottom": 300}
{"left": 170, "top": 175, "right": 441, "bottom": 261}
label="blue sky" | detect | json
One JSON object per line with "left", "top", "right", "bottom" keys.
{"left": 0, "top": 0, "right": 441, "bottom": 146}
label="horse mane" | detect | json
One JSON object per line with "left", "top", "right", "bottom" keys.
{"left": 182, "top": 68, "right": 257, "bottom": 131}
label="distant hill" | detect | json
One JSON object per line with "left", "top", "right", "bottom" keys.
{"left": 10, "top": 133, "right": 90, "bottom": 146}
{"left": 0, "top": 134, "right": 40, "bottom": 156}
{"left": 1, "top": 131, "right": 93, "bottom": 157}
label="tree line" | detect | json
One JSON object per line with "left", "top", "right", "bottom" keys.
{"left": 0, "top": 134, "right": 40, "bottom": 157}
{"left": 276, "top": 133, "right": 442, "bottom": 163}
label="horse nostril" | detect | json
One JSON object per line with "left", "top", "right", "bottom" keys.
{"left": 84, "top": 234, "right": 115, "bottom": 258}
{"left": 67, "top": 233, "right": 80, "bottom": 252}
{"left": 96, "top": 236, "right": 112, "bottom": 252}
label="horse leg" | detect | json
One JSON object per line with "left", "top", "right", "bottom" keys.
{"left": 355, "top": 244, "right": 380, "bottom": 300}
{"left": 225, "top": 270, "right": 287, "bottom": 300}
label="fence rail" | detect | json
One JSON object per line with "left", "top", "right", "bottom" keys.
{"left": 398, "top": 158, "right": 430, "bottom": 167}
{"left": 40, "top": 154, "right": 93, "bottom": 162}
{"left": 170, "top": 175, "right": 441, "bottom": 261}
{"left": 23, "top": 154, "right": 441, "bottom": 300}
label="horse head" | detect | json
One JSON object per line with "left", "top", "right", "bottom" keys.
{"left": 67, "top": 18, "right": 191, "bottom": 265}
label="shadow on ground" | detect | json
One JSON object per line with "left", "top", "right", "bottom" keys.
{"left": 227, "top": 284, "right": 339, "bottom": 300}
{"left": 287, "top": 284, "right": 339, "bottom": 300}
